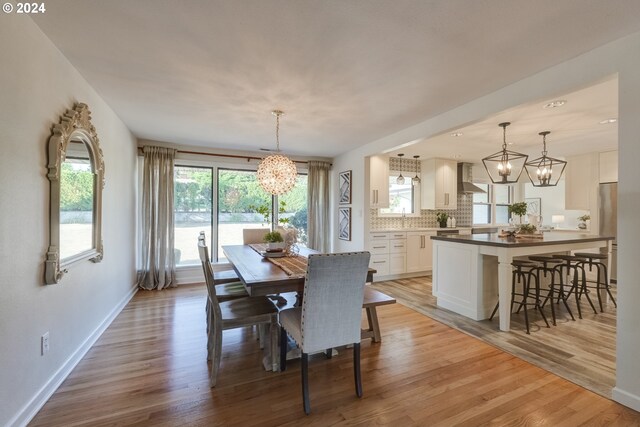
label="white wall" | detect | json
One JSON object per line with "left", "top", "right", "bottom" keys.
{"left": 0, "top": 17, "right": 138, "bottom": 426}
{"left": 524, "top": 180, "right": 589, "bottom": 229}
{"left": 332, "top": 32, "right": 640, "bottom": 411}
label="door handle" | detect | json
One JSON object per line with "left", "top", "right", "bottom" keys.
{"left": 445, "top": 193, "right": 449, "bottom": 205}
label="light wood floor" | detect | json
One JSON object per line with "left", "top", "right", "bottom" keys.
{"left": 30, "top": 284, "right": 639, "bottom": 426}
{"left": 372, "top": 276, "right": 617, "bottom": 398}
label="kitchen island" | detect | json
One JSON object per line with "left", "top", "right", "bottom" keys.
{"left": 430, "top": 233, "right": 614, "bottom": 332}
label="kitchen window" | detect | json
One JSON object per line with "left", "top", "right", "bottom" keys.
{"left": 473, "top": 182, "right": 513, "bottom": 225}
{"left": 379, "top": 171, "right": 420, "bottom": 216}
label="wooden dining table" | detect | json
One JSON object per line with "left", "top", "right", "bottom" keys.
{"left": 222, "top": 244, "right": 376, "bottom": 296}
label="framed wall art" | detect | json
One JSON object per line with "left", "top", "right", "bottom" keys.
{"left": 338, "top": 207, "right": 351, "bottom": 241}
{"left": 525, "top": 197, "right": 541, "bottom": 216}
{"left": 338, "top": 170, "right": 352, "bottom": 204}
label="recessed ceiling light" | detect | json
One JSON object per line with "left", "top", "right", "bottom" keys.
{"left": 599, "top": 118, "right": 617, "bottom": 124}
{"left": 543, "top": 100, "right": 567, "bottom": 109}
{"left": 450, "top": 132, "right": 463, "bottom": 137}
{"left": 452, "top": 154, "right": 462, "bottom": 159}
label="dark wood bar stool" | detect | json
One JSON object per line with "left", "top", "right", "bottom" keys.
{"left": 489, "top": 260, "right": 549, "bottom": 334}
{"left": 574, "top": 252, "right": 617, "bottom": 312}
{"left": 528, "top": 256, "right": 575, "bottom": 325}
{"left": 550, "top": 254, "right": 598, "bottom": 319}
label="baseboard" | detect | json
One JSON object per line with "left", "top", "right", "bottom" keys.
{"left": 612, "top": 386, "right": 640, "bottom": 412}
{"left": 8, "top": 285, "right": 138, "bottom": 427}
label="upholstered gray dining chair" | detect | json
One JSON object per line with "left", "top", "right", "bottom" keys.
{"left": 198, "top": 240, "right": 279, "bottom": 386}
{"left": 279, "top": 251, "right": 371, "bottom": 414}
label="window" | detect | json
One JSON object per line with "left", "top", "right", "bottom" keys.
{"left": 174, "top": 165, "right": 213, "bottom": 266}
{"left": 279, "top": 174, "right": 308, "bottom": 245}
{"left": 379, "top": 172, "right": 419, "bottom": 215}
{"left": 472, "top": 182, "right": 513, "bottom": 225}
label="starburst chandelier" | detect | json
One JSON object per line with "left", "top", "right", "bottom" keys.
{"left": 257, "top": 110, "right": 297, "bottom": 195}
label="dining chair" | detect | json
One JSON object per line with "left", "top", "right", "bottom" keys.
{"left": 279, "top": 251, "right": 371, "bottom": 414}
{"left": 198, "top": 240, "right": 280, "bottom": 386}
{"left": 198, "top": 232, "right": 245, "bottom": 300}
{"left": 242, "top": 228, "right": 269, "bottom": 244}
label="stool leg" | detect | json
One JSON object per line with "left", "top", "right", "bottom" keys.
{"left": 553, "top": 266, "right": 575, "bottom": 322}
{"left": 489, "top": 301, "right": 499, "bottom": 321}
{"left": 579, "top": 264, "right": 598, "bottom": 315}
{"left": 601, "top": 262, "right": 617, "bottom": 308}
{"left": 531, "top": 271, "right": 549, "bottom": 328}
{"left": 522, "top": 272, "right": 530, "bottom": 335}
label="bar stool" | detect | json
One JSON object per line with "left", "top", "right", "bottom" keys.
{"left": 489, "top": 260, "right": 549, "bottom": 334}
{"left": 528, "top": 256, "right": 575, "bottom": 325}
{"left": 551, "top": 254, "right": 598, "bottom": 319}
{"left": 574, "top": 252, "right": 617, "bottom": 312}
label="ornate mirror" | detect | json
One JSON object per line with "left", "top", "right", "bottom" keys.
{"left": 45, "top": 103, "right": 104, "bottom": 284}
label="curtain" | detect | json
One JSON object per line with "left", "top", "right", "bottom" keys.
{"left": 307, "top": 161, "right": 331, "bottom": 252}
{"left": 137, "top": 146, "right": 177, "bottom": 290}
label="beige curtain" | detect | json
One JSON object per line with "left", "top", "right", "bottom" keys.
{"left": 307, "top": 161, "right": 331, "bottom": 252}
{"left": 137, "top": 146, "right": 176, "bottom": 290}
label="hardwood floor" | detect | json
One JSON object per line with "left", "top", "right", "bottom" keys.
{"left": 372, "top": 276, "right": 617, "bottom": 398}
{"left": 30, "top": 284, "right": 639, "bottom": 426}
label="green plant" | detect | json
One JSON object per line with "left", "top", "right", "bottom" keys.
{"left": 249, "top": 200, "right": 288, "bottom": 226}
{"left": 508, "top": 202, "right": 528, "bottom": 218}
{"left": 517, "top": 224, "right": 537, "bottom": 234}
{"left": 578, "top": 214, "right": 591, "bottom": 222}
{"left": 436, "top": 212, "right": 449, "bottom": 223}
{"left": 263, "top": 231, "right": 283, "bottom": 243}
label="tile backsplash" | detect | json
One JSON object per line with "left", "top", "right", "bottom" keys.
{"left": 370, "top": 157, "right": 473, "bottom": 229}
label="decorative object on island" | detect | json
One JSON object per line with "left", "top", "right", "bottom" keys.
{"left": 338, "top": 170, "right": 352, "bottom": 204}
{"left": 396, "top": 154, "right": 405, "bottom": 184}
{"left": 263, "top": 230, "right": 285, "bottom": 250}
{"left": 257, "top": 110, "right": 297, "bottom": 195}
{"left": 578, "top": 214, "right": 591, "bottom": 229}
{"left": 482, "top": 122, "right": 528, "bottom": 184}
{"left": 508, "top": 201, "right": 528, "bottom": 225}
{"left": 524, "top": 131, "right": 567, "bottom": 187}
{"left": 552, "top": 214, "right": 565, "bottom": 228}
{"left": 338, "top": 207, "right": 351, "bottom": 241}
{"left": 412, "top": 155, "right": 421, "bottom": 185}
{"left": 436, "top": 212, "right": 449, "bottom": 228}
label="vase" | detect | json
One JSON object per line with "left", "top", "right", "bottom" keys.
{"left": 439, "top": 221, "right": 447, "bottom": 228}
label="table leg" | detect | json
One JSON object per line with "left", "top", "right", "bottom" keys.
{"left": 498, "top": 250, "right": 513, "bottom": 332}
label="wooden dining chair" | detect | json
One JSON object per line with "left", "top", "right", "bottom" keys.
{"left": 279, "top": 252, "right": 371, "bottom": 414}
{"left": 198, "top": 232, "right": 246, "bottom": 300}
{"left": 198, "top": 240, "right": 280, "bottom": 386}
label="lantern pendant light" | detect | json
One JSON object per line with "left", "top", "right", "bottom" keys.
{"left": 257, "top": 110, "right": 297, "bottom": 195}
{"left": 524, "top": 131, "right": 567, "bottom": 187}
{"left": 396, "top": 154, "right": 405, "bottom": 185}
{"left": 412, "top": 155, "right": 421, "bottom": 185}
{"left": 481, "top": 122, "right": 528, "bottom": 184}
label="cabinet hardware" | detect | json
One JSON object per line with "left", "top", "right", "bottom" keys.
{"left": 373, "top": 261, "right": 386, "bottom": 264}
{"left": 394, "top": 245, "right": 403, "bottom": 248}
{"left": 373, "top": 235, "right": 386, "bottom": 238}
{"left": 373, "top": 246, "right": 386, "bottom": 249}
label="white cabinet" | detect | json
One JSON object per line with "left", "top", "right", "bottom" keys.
{"left": 421, "top": 158, "right": 458, "bottom": 210}
{"left": 369, "top": 155, "right": 389, "bottom": 208}
{"left": 565, "top": 153, "right": 598, "bottom": 210}
{"left": 599, "top": 150, "right": 618, "bottom": 183}
{"left": 368, "top": 232, "right": 405, "bottom": 279}
{"left": 406, "top": 231, "right": 436, "bottom": 273}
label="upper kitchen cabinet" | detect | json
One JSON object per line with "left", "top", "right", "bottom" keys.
{"left": 565, "top": 153, "right": 598, "bottom": 210}
{"left": 421, "top": 158, "right": 457, "bottom": 210}
{"left": 599, "top": 150, "right": 618, "bottom": 183}
{"left": 369, "top": 154, "right": 389, "bottom": 208}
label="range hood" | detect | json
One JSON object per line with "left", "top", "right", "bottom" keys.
{"left": 457, "top": 163, "right": 486, "bottom": 193}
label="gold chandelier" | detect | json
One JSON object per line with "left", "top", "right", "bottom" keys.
{"left": 257, "top": 110, "right": 297, "bottom": 195}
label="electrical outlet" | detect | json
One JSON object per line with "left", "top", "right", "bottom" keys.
{"left": 41, "top": 332, "right": 49, "bottom": 355}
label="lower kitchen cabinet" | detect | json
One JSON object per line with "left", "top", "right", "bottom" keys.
{"left": 406, "top": 231, "right": 436, "bottom": 273}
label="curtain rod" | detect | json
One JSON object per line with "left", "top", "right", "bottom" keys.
{"left": 137, "top": 147, "right": 325, "bottom": 165}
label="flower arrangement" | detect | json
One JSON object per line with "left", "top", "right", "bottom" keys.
{"left": 436, "top": 212, "right": 449, "bottom": 227}
{"left": 517, "top": 224, "right": 538, "bottom": 234}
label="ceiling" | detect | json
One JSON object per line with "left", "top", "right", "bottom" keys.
{"left": 32, "top": 1, "right": 640, "bottom": 158}
{"left": 389, "top": 77, "right": 619, "bottom": 163}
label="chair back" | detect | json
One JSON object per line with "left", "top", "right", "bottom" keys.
{"left": 198, "top": 239, "right": 221, "bottom": 315}
{"left": 300, "top": 252, "right": 371, "bottom": 353}
{"left": 243, "top": 228, "right": 268, "bottom": 244}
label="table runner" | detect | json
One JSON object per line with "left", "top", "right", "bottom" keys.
{"left": 249, "top": 243, "right": 308, "bottom": 278}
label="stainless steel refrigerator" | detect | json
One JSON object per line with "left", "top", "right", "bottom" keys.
{"left": 599, "top": 182, "right": 617, "bottom": 281}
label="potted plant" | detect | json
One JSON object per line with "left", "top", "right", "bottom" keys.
{"left": 436, "top": 212, "right": 449, "bottom": 228}
{"left": 508, "top": 202, "right": 528, "bottom": 225}
{"left": 263, "top": 231, "right": 285, "bottom": 250}
{"left": 578, "top": 214, "right": 591, "bottom": 230}
{"left": 516, "top": 224, "right": 537, "bottom": 235}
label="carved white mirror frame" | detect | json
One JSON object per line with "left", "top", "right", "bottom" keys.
{"left": 44, "top": 103, "right": 104, "bottom": 284}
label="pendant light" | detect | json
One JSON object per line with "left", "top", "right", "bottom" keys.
{"left": 257, "top": 110, "right": 297, "bottom": 195}
{"left": 412, "top": 155, "right": 421, "bottom": 185}
{"left": 481, "top": 122, "right": 528, "bottom": 184}
{"left": 524, "top": 131, "right": 567, "bottom": 187}
{"left": 396, "top": 154, "right": 405, "bottom": 185}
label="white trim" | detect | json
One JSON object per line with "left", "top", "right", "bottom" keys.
{"left": 7, "top": 285, "right": 138, "bottom": 427}
{"left": 613, "top": 387, "right": 640, "bottom": 412}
